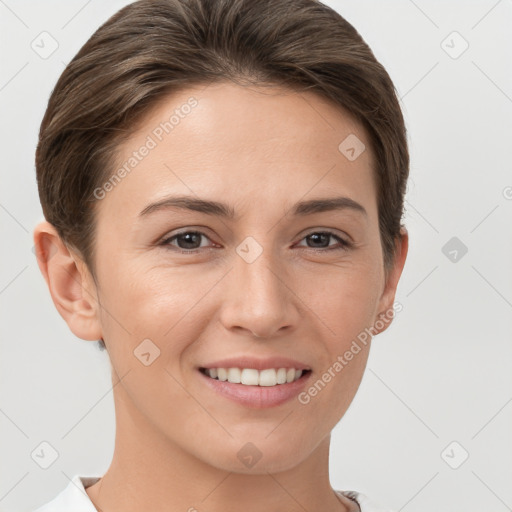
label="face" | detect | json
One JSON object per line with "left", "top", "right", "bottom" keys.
{"left": 63, "top": 82, "right": 406, "bottom": 473}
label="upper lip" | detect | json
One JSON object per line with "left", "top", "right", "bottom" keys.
{"left": 199, "top": 356, "right": 311, "bottom": 371}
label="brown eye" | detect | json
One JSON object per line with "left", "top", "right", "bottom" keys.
{"left": 161, "top": 231, "right": 213, "bottom": 252}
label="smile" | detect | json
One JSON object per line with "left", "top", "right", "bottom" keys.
{"left": 199, "top": 367, "right": 311, "bottom": 386}
{"left": 197, "top": 366, "right": 312, "bottom": 408}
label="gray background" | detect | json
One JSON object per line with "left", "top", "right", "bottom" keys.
{"left": 1, "top": 1, "right": 511, "bottom": 511}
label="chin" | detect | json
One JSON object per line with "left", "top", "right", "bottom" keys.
{"left": 200, "top": 436, "right": 311, "bottom": 475}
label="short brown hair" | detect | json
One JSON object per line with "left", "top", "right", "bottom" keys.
{"left": 36, "top": 0, "right": 409, "bottom": 347}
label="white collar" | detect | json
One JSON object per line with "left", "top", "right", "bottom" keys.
{"left": 33, "top": 474, "right": 101, "bottom": 512}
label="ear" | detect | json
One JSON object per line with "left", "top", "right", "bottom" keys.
{"left": 33, "top": 220, "right": 103, "bottom": 341}
{"left": 372, "top": 226, "right": 409, "bottom": 335}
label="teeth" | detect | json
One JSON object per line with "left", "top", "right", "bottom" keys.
{"left": 205, "top": 367, "right": 306, "bottom": 386}
{"left": 241, "top": 368, "right": 259, "bottom": 385}
{"left": 228, "top": 368, "right": 241, "bottom": 383}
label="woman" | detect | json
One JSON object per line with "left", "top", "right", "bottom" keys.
{"left": 32, "top": 0, "right": 409, "bottom": 510}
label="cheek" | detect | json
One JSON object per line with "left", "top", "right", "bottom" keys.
{"left": 296, "top": 261, "right": 381, "bottom": 338}
{"left": 96, "top": 260, "right": 215, "bottom": 381}
{"left": 294, "top": 271, "right": 377, "bottom": 419}
{"left": 294, "top": 265, "right": 378, "bottom": 406}
{"left": 100, "top": 257, "right": 201, "bottom": 328}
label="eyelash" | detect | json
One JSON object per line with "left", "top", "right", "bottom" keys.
{"left": 159, "top": 230, "right": 352, "bottom": 254}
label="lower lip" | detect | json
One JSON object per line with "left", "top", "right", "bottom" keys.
{"left": 197, "top": 369, "right": 312, "bottom": 408}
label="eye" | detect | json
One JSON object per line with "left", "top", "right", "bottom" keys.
{"left": 296, "top": 231, "right": 352, "bottom": 251}
{"left": 160, "top": 230, "right": 215, "bottom": 253}
{"left": 159, "top": 229, "right": 352, "bottom": 254}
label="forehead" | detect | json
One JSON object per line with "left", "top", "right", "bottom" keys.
{"left": 143, "top": 81, "right": 370, "bottom": 159}
{"left": 97, "top": 81, "right": 376, "bottom": 221}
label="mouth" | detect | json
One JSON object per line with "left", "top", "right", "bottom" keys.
{"left": 199, "top": 367, "right": 312, "bottom": 387}
{"left": 197, "top": 365, "right": 313, "bottom": 408}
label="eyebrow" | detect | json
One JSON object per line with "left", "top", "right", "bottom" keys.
{"left": 138, "top": 195, "right": 367, "bottom": 219}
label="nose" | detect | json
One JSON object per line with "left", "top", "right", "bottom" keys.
{"left": 219, "top": 249, "right": 299, "bottom": 339}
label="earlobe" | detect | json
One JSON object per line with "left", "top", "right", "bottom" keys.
{"left": 33, "top": 220, "right": 103, "bottom": 341}
{"left": 373, "top": 227, "right": 409, "bottom": 336}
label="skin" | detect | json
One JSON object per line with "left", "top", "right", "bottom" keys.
{"left": 34, "top": 81, "right": 408, "bottom": 512}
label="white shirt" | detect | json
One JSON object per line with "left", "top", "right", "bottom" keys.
{"left": 33, "top": 474, "right": 396, "bottom": 512}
